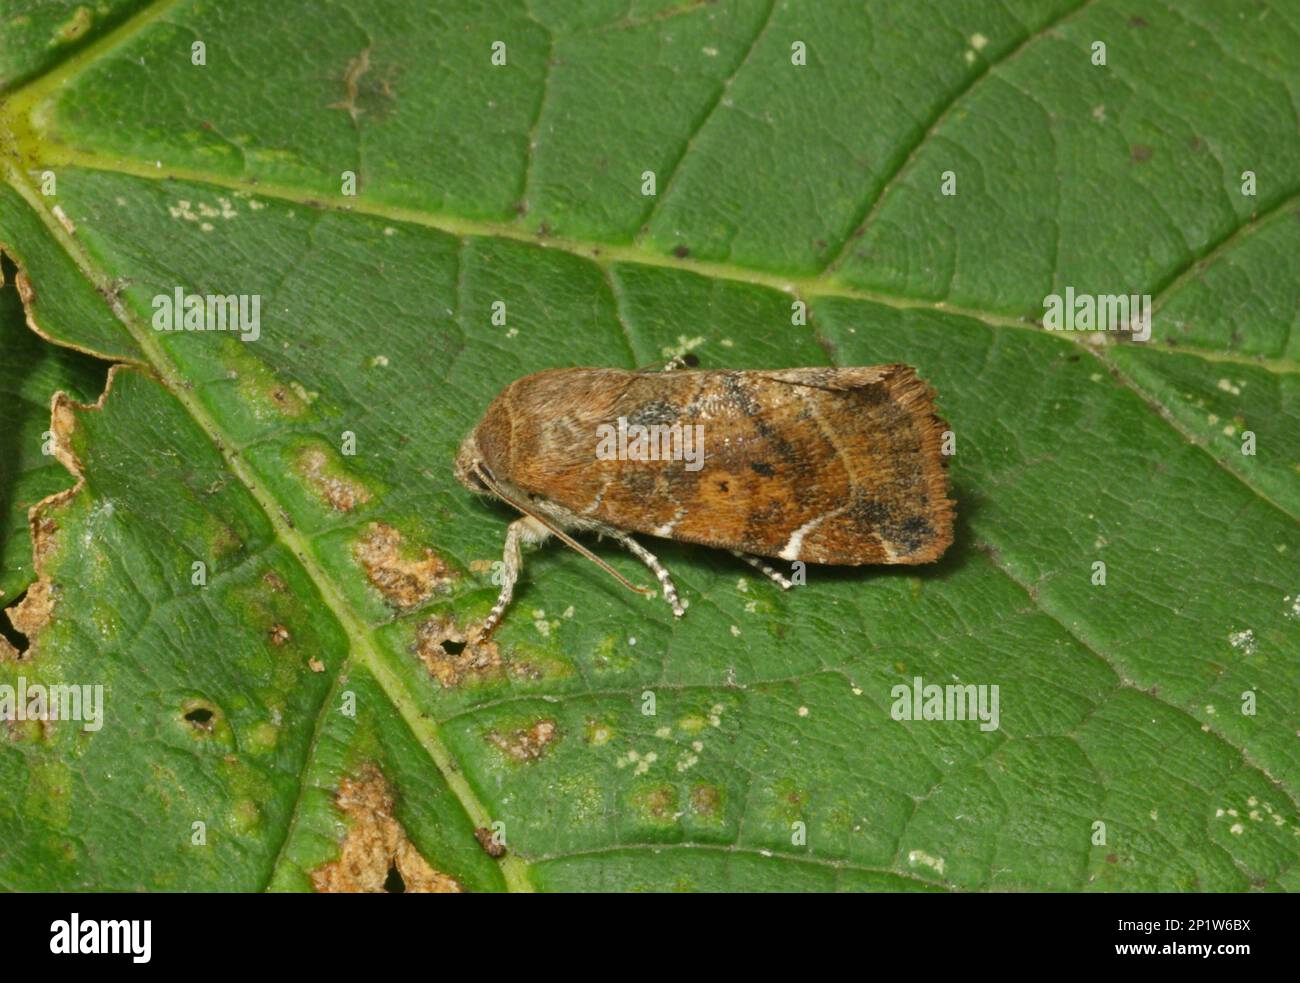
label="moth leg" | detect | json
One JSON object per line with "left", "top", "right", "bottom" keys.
{"left": 608, "top": 532, "right": 686, "bottom": 617}
{"left": 731, "top": 550, "right": 794, "bottom": 590}
{"left": 478, "top": 516, "right": 551, "bottom": 643}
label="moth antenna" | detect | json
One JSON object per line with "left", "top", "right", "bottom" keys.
{"left": 473, "top": 464, "right": 655, "bottom": 597}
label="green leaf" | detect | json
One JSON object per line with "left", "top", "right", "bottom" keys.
{"left": 1, "top": 0, "right": 1297, "bottom": 892}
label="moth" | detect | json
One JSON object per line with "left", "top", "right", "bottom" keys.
{"left": 454, "top": 360, "right": 954, "bottom": 642}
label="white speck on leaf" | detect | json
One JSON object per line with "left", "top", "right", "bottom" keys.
{"left": 1228, "top": 629, "right": 1257, "bottom": 656}
{"left": 908, "top": 849, "right": 946, "bottom": 876}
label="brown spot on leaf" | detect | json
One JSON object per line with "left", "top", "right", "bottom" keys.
{"left": 55, "top": 6, "right": 93, "bottom": 43}
{"left": 486, "top": 719, "right": 558, "bottom": 763}
{"left": 1129, "top": 144, "right": 1153, "bottom": 163}
{"left": 269, "top": 623, "right": 290, "bottom": 646}
{"left": 354, "top": 522, "right": 452, "bottom": 610}
{"left": 691, "top": 784, "right": 721, "bottom": 817}
{"left": 329, "top": 47, "right": 372, "bottom": 123}
{"left": 311, "top": 764, "right": 462, "bottom": 893}
{"left": 8, "top": 581, "right": 54, "bottom": 641}
{"left": 296, "top": 446, "right": 372, "bottom": 512}
{"left": 413, "top": 615, "right": 501, "bottom": 688}
{"left": 14, "top": 269, "right": 36, "bottom": 306}
{"left": 48, "top": 394, "right": 82, "bottom": 474}
{"left": 308, "top": 656, "right": 325, "bottom": 673}
{"left": 635, "top": 784, "right": 678, "bottom": 820}
{"left": 475, "top": 827, "right": 507, "bottom": 858}
{"left": 263, "top": 570, "right": 287, "bottom": 592}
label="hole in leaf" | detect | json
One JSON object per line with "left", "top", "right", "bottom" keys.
{"left": 0, "top": 594, "right": 29, "bottom": 656}
{"left": 181, "top": 701, "right": 219, "bottom": 733}
{"left": 383, "top": 864, "right": 405, "bottom": 893}
{"left": 440, "top": 638, "right": 466, "bottom": 656}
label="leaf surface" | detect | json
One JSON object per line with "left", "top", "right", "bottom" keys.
{"left": 0, "top": 0, "right": 1297, "bottom": 891}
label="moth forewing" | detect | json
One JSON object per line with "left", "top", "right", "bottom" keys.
{"left": 456, "top": 365, "right": 954, "bottom": 640}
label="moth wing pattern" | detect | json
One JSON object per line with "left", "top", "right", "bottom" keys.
{"left": 514, "top": 365, "right": 954, "bottom": 566}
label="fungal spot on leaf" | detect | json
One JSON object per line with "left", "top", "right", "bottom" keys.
{"left": 268, "top": 623, "right": 290, "bottom": 646}
{"left": 486, "top": 719, "right": 558, "bottom": 763}
{"left": 771, "top": 777, "right": 810, "bottom": 822}
{"left": 631, "top": 784, "right": 679, "bottom": 824}
{"left": 672, "top": 244, "right": 690, "bottom": 258}
{"left": 262, "top": 570, "right": 287, "bottom": 592}
{"left": 691, "top": 783, "right": 722, "bottom": 819}
{"left": 294, "top": 445, "right": 372, "bottom": 512}
{"left": 412, "top": 615, "right": 501, "bottom": 688}
{"left": 353, "top": 522, "right": 453, "bottom": 610}
{"left": 311, "top": 764, "right": 462, "bottom": 893}
{"left": 328, "top": 46, "right": 373, "bottom": 123}
{"left": 327, "top": 46, "right": 397, "bottom": 124}
{"left": 220, "top": 341, "right": 313, "bottom": 418}
{"left": 54, "top": 6, "right": 93, "bottom": 44}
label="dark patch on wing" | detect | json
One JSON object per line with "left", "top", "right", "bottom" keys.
{"left": 626, "top": 399, "right": 679, "bottom": 428}
{"left": 722, "top": 373, "right": 763, "bottom": 416}
{"left": 849, "top": 494, "right": 935, "bottom": 557}
{"left": 893, "top": 514, "right": 935, "bottom": 553}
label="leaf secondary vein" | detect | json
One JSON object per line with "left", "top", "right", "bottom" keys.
{"left": 0, "top": 0, "right": 1294, "bottom": 378}
{"left": 821, "top": 0, "right": 1100, "bottom": 274}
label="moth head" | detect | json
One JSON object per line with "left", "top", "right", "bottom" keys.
{"left": 453, "top": 432, "right": 493, "bottom": 494}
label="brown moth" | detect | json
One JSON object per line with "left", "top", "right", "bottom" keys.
{"left": 454, "top": 360, "right": 954, "bottom": 642}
